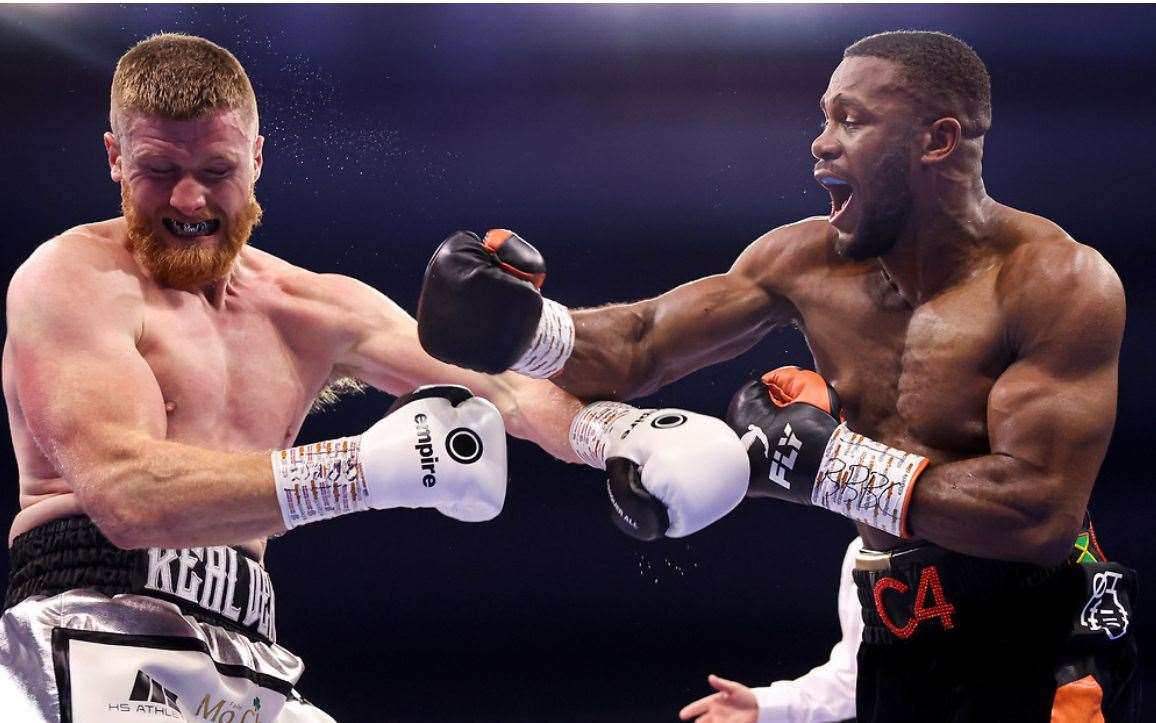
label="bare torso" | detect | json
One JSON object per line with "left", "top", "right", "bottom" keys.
{"left": 4, "top": 219, "right": 353, "bottom": 558}
{"left": 770, "top": 208, "right": 1058, "bottom": 551}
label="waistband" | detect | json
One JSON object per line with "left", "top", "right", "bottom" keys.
{"left": 5, "top": 516, "right": 277, "bottom": 644}
{"left": 852, "top": 544, "right": 1071, "bottom": 645}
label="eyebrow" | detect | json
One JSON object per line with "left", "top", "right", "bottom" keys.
{"left": 819, "top": 93, "right": 870, "bottom": 115}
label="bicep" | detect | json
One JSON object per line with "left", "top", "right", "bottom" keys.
{"left": 986, "top": 276, "right": 1124, "bottom": 509}
{"left": 8, "top": 279, "right": 166, "bottom": 480}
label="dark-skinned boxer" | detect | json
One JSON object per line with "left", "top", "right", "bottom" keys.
{"left": 418, "top": 31, "right": 1138, "bottom": 722}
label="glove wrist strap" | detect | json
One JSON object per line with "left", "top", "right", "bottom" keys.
{"left": 511, "top": 298, "right": 574, "bottom": 378}
{"left": 569, "top": 401, "right": 640, "bottom": 469}
{"left": 271, "top": 436, "right": 369, "bottom": 529}
{"left": 812, "top": 423, "right": 928, "bottom": 538}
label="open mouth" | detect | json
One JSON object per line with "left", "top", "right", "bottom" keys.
{"left": 163, "top": 218, "right": 221, "bottom": 238}
{"left": 819, "top": 177, "right": 855, "bottom": 226}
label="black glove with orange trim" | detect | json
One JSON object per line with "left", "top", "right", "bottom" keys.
{"left": 727, "top": 366, "right": 843, "bottom": 503}
{"left": 418, "top": 230, "right": 573, "bottom": 377}
{"left": 727, "top": 365, "right": 929, "bottom": 537}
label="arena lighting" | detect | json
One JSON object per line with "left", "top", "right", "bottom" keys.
{"left": 0, "top": 5, "right": 109, "bottom": 68}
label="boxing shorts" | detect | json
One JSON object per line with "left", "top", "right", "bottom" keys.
{"left": 851, "top": 518, "right": 1140, "bottom": 722}
{"left": 0, "top": 516, "right": 334, "bottom": 722}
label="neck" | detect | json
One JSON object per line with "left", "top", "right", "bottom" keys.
{"left": 196, "top": 274, "right": 233, "bottom": 308}
{"left": 879, "top": 174, "right": 995, "bottom": 306}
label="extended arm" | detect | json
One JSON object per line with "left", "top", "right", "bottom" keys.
{"left": 417, "top": 228, "right": 799, "bottom": 402}
{"left": 324, "top": 273, "right": 583, "bottom": 463}
{"left": 335, "top": 263, "right": 756, "bottom": 539}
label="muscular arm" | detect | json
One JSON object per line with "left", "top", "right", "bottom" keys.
{"left": 551, "top": 228, "right": 801, "bottom": 401}
{"left": 907, "top": 245, "right": 1125, "bottom": 565}
{"left": 7, "top": 240, "right": 285, "bottom": 549}
{"left": 327, "top": 276, "right": 583, "bottom": 463}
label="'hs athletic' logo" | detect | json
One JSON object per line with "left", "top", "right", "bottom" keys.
{"left": 744, "top": 423, "right": 803, "bottom": 489}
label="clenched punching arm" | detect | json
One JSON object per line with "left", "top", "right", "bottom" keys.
{"left": 904, "top": 245, "right": 1125, "bottom": 565}
{"left": 418, "top": 228, "right": 799, "bottom": 402}
{"left": 324, "top": 272, "right": 751, "bottom": 541}
{"left": 727, "top": 244, "right": 1125, "bottom": 567}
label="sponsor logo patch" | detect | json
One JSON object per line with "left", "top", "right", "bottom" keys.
{"left": 445, "top": 427, "right": 483, "bottom": 464}
{"left": 1080, "top": 570, "right": 1130, "bottom": 640}
{"left": 649, "top": 413, "right": 687, "bottom": 430}
{"left": 742, "top": 422, "right": 802, "bottom": 489}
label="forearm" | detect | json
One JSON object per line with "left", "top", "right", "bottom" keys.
{"left": 500, "top": 376, "right": 584, "bottom": 464}
{"left": 907, "top": 454, "right": 1083, "bottom": 565}
{"left": 552, "top": 302, "right": 663, "bottom": 400}
{"left": 73, "top": 436, "right": 284, "bottom": 549}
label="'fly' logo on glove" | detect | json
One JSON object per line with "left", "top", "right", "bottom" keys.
{"left": 742, "top": 423, "right": 803, "bottom": 489}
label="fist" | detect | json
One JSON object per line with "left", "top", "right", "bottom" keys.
{"left": 418, "top": 230, "right": 547, "bottom": 374}
{"left": 575, "top": 405, "right": 750, "bottom": 540}
{"left": 727, "top": 366, "right": 841, "bottom": 504}
{"left": 361, "top": 385, "right": 508, "bottom": 521}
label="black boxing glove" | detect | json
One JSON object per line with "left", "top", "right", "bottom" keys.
{"left": 417, "top": 229, "right": 574, "bottom": 376}
{"left": 727, "top": 366, "right": 929, "bottom": 538}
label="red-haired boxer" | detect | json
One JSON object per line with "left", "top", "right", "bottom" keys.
{"left": 1, "top": 34, "right": 749, "bottom": 721}
{"left": 419, "top": 31, "right": 1138, "bottom": 722}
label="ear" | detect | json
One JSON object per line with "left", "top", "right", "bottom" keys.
{"left": 252, "top": 135, "right": 265, "bottom": 183}
{"left": 920, "top": 117, "right": 962, "bottom": 164}
{"left": 104, "top": 132, "right": 123, "bottom": 183}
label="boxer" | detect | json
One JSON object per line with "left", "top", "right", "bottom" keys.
{"left": 419, "top": 31, "right": 1138, "bottom": 720}
{"left": 2, "top": 33, "right": 750, "bottom": 720}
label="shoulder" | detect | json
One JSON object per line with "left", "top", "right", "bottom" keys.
{"left": 8, "top": 219, "right": 144, "bottom": 313}
{"left": 732, "top": 216, "right": 859, "bottom": 293}
{"left": 997, "top": 210, "right": 1123, "bottom": 315}
{"left": 240, "top": 248, "right": 406, "bottom": 328}
{"left": 739, "top": 216, "right": 836, "bottom": 267}
{"left": 996, "top": 209, "right": 1124, "bottom": 352}
{"left": 251, "top": 250, "right": 391, "bottom": 308}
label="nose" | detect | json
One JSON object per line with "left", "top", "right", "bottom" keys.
{"left": 811, "top": 123, "right": 842, "bottom": 161}
{"left": 169, "top": 174, "right": 207, "bottom": 217}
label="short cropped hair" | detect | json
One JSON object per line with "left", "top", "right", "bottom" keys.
{"left": 110, "top": 33, "right": 258, "bottom": 135}
{"left": 844, "top": 30, "right": 991, "bottom": 138}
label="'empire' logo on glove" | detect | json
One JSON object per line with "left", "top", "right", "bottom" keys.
{"left": 414, "top": 414, "right": 440, "bottom": 487}
{"left": 414, "top": 414, "right": 485, "bottom": 489}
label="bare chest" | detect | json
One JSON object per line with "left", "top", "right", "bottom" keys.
{"left": 799, "top": 271, "right": 1010, "bottom": 461}
{"left": 139, "top": 298, "right": 339, "bottom": 451}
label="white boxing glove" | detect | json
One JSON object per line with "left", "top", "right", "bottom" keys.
{"left": 272, "top": 385, "right": 507, "bottom": 529}
{"left": 570, "top": 402, "right": 750, "bottom": 540}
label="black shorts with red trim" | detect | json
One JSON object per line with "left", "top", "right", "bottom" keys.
{"left": 851, "top": 542, "right": 1140, "bottom": 722}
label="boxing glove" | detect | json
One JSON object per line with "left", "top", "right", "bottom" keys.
{"left": 728, "top": 366, "right": 928, "bottom": 537}
{"left": 272, "top": 385, "right": 507, "bottom": 528}
{"left": 570, "top": 402, "right": 750, "bottom": 540}
{"left": 417, "top": 229, "right": 573, "bottom": 377}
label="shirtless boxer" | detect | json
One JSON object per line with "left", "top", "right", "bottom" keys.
{"left": 1, "top": 34, "right": 750, "bottom": 721}
{"left": 419, "top": 31, "right": 1139, "bottom": 721}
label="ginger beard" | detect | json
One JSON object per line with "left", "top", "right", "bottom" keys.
{"left": 122, "top": 184, "right": 263, "bottom": 289}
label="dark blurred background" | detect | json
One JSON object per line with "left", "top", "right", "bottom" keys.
{"left": 1, "top": 5, "right": 1153, "bottom": 721}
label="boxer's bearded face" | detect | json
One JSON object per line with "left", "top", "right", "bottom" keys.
{"left": 111, "top": 109, "right": 263, "bottom": 290}
{"left": 813, "top": 57, "right": 918, "bottom": 261}
{"left": 122, "top": 184, "right": 262, "bottom": 289}
{"left": 839, "top": 143, "right": 913, "bottom": 261}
